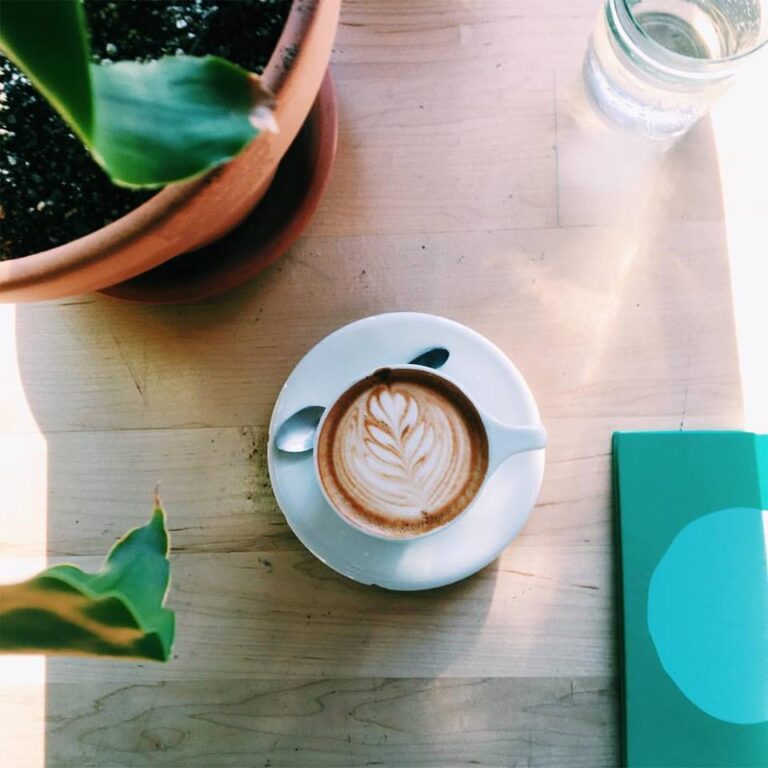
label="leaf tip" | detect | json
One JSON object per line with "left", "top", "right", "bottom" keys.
{"left": 249, "top": 105, "right": 279, "bottom": 135}
{"left": 248, "top": 74, "right": 278, "bottom": 135}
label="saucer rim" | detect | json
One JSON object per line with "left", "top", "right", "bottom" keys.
{"left": 267, "top": 311, "right": 545, "bottom": 590}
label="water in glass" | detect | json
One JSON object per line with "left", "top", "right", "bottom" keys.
{"left": 585, "top": 0, "right": 766, "bottom": 137}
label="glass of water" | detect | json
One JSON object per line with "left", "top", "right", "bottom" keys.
{"left": 584, "top": 0, "right": 768, "bottom": 138}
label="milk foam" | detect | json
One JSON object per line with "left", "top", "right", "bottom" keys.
{"left": 319, "top": 371, "right": 488, "bottom": 534}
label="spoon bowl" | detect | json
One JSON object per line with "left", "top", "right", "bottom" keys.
{"left": 274, "top": 405, "right": 325, "bottom": 453}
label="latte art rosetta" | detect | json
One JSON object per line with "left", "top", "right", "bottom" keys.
{"left": 341, "top": 387, "right": 463, "bottom": 517}
{"left": 317, "top": 370, "right": 489, "bottom": 537}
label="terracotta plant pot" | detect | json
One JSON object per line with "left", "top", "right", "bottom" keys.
{"left": 0, "top": 0, "right": 341, "bottom": 302}
{"left": 101, "top": 72, "right": 338, "bottom": 304}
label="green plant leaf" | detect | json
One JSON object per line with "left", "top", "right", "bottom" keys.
{"left": 0, "top": 505, "right": 174, "bottom": 661}
{"left": 0, "top": 0, "right": 93, "bottom": 142}
{"left": 0, "top": 0, "right": 275, "bottom": 188}
{"left": 90, "top": 56, "right": 268, "bottom": 188}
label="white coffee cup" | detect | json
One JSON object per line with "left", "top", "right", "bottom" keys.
{"left": 314, "top": 364, "right": 546, "bottom": 541}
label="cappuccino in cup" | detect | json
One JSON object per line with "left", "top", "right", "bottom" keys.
{"left": 316, "top": 367, "right": 489, "bottom": 539}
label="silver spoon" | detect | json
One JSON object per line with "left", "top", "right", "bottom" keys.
{"left": 275, "top": 347, "right": 450, "bottom": 453}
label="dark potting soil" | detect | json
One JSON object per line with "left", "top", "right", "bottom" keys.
{"left": 0, "top": 0, "right": 292, "bottom": 260}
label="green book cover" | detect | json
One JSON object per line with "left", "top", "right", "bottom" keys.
{"left": 613, "top": 431, "right": 768, "bottom": 768}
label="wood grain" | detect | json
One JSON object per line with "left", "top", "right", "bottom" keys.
{"left": 41, "top": 677, "right": 617, "bottom": 768}
{"left": 7, "top": 412, "right": 735, "bottom": 560}
{"left": 0, "top": 0, "right": 753, "bottom": 766}
{"left": 6, "top": 221, "right": 739, "bottom": 435}
{"left": 42, "top": 539, "right": 613, "bottom": 683}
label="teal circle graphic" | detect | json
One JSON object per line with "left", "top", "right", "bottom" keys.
{"left": 648, "top": 507, "right": 768, "bottom": 725}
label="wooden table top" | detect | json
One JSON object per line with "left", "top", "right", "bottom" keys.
{"left": 3, "top": 2, "right": 766, "bottom": 766}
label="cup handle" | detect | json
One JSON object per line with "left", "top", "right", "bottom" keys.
{"left": 484, "top": 416, "right": 547, "bottom": 475}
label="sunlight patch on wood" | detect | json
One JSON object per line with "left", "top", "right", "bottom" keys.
{"left": 712, "top": 59, "right": 768, "bottom": 432}
{"left": 0, "top": 305, "right": 48, "bottom": 768}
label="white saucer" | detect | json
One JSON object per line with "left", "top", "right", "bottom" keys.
{"left": 267, "top": 312, "right": 545, "bottom": 590}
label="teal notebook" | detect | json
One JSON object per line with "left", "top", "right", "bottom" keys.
{"left": 613, "top": 431, "right": 768, "bottom": 768}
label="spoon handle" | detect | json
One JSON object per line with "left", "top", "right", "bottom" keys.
{"left": 408, "top": 347, "right": 450, "bottom": 369}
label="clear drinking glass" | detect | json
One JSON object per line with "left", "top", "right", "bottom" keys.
{"left": 584, "top": 0, "right": 768, "bottom": 138}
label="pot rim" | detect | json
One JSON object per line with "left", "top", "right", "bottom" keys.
{"left": 0, "top": 0, "right": 334, "bottom": 293}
